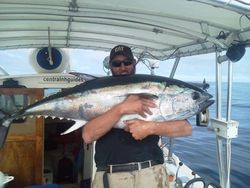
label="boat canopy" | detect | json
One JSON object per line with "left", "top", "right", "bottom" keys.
{"left": 0, "top": 0, "right": 249, "bottom": 60}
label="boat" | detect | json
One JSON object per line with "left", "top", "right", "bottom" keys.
{"left": 0, "top": 0, "right": 249, "bottom": 188}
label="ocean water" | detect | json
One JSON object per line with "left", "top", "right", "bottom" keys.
{"left": 163, "top": 82, "right": 250, "bottom": 188}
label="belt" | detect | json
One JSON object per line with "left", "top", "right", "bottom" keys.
{"left": 97, "top": 160, "right": 160, "bottom": 173}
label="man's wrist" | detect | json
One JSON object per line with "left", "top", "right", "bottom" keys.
{"left": 148, "top": 122, "right": 158, "bottom": 135}
{"left": 114, "top": 103, "right": 125, "bottom": 116}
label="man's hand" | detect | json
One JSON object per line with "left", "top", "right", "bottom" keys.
{"left": 124, "top": 119, "right": 154, "bottom": 140}
{"left": 124, "top": 119, "right": 192, "bottom": 140}
{"left": 118, "top": 95, "right": 156, "bottom": 118}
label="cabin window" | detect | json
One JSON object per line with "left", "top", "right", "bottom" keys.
{"left": 0, "top": 94, "right": 28, "bottom": 114}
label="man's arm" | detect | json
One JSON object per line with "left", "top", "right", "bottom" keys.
{"left": 125, "top": 119, "right": 192, "bottom": 140}
{"left": 82, "top": 95, "right": 156, "bottom": 143}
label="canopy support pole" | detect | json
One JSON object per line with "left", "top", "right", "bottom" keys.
{"left": 210, "top": 51, "right": 239, "bottom": 188}
{"left": 192, "top": 0, "right": 250, "bottom": 14}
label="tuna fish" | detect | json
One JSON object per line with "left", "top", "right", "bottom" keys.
{"left": 0, "top": 74, "right": 214, "bottom": 148}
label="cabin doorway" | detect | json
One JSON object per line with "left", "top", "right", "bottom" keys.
{"left": 43, "top": 117, "right": 93, "bottom": 188}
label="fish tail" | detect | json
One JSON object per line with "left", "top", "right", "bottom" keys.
{"left": 0, "top": 124, "right": 10, "bottom": 148}
{"left": 0, "top": 115, "right": 11, "bottom": 148}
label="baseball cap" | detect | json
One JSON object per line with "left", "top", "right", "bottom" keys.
{"left": 109, "top": 45, "right": 134, "bottom": 62}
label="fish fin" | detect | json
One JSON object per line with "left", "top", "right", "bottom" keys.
{"left": 69, "top": 72, "right": 98, "bottom": 81}
{"left": 60, "top": 120, "right": 87, "bottom": 135}
{"left": 126, "top": 93, "right": 158, "bottom": 99}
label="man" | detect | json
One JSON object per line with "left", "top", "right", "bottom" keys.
{"left": 82, "top": 45, "right": 192, "bottom": 188}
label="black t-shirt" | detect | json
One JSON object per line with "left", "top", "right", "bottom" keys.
{"left": 95, "top": 128, "right": 164, "bottom": 167}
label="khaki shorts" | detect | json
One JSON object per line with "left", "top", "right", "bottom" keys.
{"left": 91, "top": 164, "right": 169, "bottom": 188}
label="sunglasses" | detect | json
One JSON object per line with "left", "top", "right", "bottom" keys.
{"left": 110, "top": 60, "right": 133, "bottom": 67}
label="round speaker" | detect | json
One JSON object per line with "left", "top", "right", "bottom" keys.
{"left": 30, "top": 47, "right": 69, "bottom": 73}
{"left": 226, "top": 44, "right": 246, "bottom": 62}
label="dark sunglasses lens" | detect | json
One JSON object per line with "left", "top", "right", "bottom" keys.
{"left": 111, "top": 61, "right": 122, "bottom": 67}
{"left": 111, "top": 60, "right": 132, "bottom": 67}
{"left": 123, "top": 61, "right": 132, "bottom": 66}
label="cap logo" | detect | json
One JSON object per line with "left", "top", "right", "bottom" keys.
{"left": 114, "top": 46, "right": 124, "bottom": 53}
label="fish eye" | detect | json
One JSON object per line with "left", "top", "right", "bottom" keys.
{"left": 192, "top": 91, "right": 200, "bottom": 100}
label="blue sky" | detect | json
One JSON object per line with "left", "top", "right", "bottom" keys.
{"left": 0, "top": 48, "right": 249, "bottom": 83}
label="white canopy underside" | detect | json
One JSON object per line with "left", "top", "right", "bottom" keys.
{"left": 0, "top": 0, "right": 249, "bottom": 59}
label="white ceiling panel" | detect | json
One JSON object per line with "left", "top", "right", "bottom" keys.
{"left": 0, "top": 0, "right": 249, "bottom": 59}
